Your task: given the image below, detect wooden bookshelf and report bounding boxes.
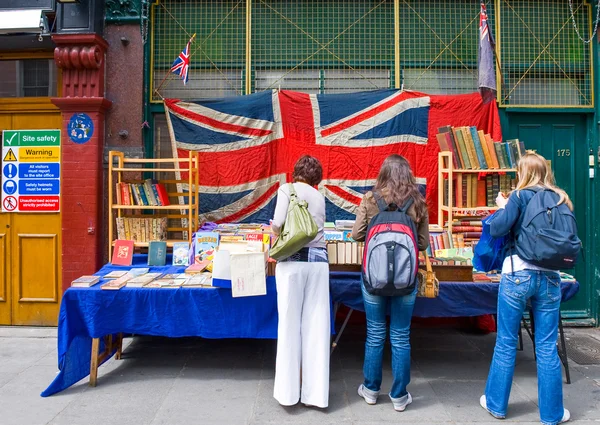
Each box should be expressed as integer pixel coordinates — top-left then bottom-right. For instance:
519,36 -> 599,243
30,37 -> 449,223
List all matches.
107,150 -> 200,257
438,151 -> 516,232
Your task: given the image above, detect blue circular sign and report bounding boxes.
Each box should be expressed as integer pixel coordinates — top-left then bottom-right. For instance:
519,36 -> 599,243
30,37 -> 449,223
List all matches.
3,180 -> 16,195
68,113 -> 94,144
3,163 -> 17,179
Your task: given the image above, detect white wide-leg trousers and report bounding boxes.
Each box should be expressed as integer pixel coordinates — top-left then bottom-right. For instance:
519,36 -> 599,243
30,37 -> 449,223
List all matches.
273,261 -> 330,408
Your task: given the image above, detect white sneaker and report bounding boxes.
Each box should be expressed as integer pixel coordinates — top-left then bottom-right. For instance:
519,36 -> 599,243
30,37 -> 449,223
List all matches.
390,392 -> 412,412
479,395 -> 505,419
559,408 -> 571,424
357,384 -> 378,405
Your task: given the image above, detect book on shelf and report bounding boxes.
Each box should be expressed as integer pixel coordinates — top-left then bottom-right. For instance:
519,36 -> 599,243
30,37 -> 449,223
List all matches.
469,126 -> 488,169
115,217 -> 168,242
461,127 -> 480,169
452,127 -> 472,169
71,275 -> 101,288
148,241 -> 167,266
438,125 -> 462,168
111,240 -> 134,266
437,126 -> 519,170
115,181 -> 171,207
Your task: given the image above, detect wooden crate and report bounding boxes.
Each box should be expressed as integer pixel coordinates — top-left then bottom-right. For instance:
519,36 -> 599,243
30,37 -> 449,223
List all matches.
431,264 -> 473,282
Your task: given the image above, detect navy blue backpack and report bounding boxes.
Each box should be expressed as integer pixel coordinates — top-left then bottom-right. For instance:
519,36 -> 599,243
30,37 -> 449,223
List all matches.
515,188 -> 581,270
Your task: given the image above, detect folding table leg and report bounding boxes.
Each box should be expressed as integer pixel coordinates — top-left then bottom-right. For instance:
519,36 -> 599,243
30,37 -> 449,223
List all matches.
331,308 -> 353,355
557,314 -> 571,384
90,338 -> 100,387
116,333 -> 124,360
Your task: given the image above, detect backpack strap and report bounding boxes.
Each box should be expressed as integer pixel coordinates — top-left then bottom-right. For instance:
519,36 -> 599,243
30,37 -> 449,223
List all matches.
374,192 -> 389,212
399,197 -> 414,213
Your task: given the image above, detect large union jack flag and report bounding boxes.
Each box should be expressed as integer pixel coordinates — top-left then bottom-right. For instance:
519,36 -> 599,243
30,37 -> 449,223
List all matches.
164,89 -> 501,224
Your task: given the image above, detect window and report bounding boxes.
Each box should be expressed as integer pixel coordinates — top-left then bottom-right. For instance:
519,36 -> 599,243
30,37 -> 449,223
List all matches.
0,59 -> 57,98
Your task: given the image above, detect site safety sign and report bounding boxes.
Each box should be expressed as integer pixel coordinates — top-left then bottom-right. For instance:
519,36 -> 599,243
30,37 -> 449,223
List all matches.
1,130 -> 61,212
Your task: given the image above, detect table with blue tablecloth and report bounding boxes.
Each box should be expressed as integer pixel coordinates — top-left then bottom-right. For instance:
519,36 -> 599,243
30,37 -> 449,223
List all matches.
41,256 -> 579,397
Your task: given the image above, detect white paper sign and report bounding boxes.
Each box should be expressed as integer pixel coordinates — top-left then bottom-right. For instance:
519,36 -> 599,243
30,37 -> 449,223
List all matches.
230,252 -> 267,298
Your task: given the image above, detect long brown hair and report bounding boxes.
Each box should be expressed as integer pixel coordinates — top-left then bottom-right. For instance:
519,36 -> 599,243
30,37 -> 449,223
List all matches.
515,151 -> 573,210
373,154 -> 428,222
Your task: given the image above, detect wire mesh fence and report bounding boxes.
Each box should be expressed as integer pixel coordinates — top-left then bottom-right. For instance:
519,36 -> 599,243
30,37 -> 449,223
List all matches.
498,0 -> 593,107
150,0 -> 594,105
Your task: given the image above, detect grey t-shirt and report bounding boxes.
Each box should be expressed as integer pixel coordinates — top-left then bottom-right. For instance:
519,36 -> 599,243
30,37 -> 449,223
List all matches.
271,182 -> 325,249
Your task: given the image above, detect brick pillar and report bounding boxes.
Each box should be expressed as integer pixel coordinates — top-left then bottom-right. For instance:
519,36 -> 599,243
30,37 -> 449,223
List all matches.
51,34 -> 112,292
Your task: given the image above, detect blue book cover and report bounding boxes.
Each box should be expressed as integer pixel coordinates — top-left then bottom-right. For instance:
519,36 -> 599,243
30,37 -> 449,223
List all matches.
469,127 -> 488,169
503,142 -> 515,168
194,232 -> 219,264
137,184 -> 149,206
148,241 -> 167,266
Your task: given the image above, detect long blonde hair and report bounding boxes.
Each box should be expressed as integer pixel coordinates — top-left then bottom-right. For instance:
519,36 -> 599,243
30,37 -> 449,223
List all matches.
514,151 -> 573,210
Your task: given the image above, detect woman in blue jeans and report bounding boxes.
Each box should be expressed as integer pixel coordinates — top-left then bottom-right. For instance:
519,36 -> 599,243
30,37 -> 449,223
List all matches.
351,155 -> 429,412
482,152 -> 571,425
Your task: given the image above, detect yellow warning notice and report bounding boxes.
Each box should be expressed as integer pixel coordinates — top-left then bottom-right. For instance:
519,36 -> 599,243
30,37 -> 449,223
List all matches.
19,147 -> 60,162
3,148 -> 17,162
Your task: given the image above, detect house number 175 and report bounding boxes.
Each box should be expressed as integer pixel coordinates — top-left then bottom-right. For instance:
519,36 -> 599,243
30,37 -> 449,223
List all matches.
557,149 -> 571,157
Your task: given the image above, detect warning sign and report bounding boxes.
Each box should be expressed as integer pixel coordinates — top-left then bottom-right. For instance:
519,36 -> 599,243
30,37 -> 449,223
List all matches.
3,148 -> 17,162
2,129 -> 61,212
19,147 -> 60,162
3,196 -> 17,211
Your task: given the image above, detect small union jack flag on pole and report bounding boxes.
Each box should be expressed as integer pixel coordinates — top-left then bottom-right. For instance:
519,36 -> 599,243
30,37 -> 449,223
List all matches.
170,34 -> 195,85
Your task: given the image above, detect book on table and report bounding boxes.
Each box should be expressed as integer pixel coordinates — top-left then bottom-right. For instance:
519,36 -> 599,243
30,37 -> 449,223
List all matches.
172,242 -> 190,266
148,241 -> 167,266
71,276 -> 101,287
111,240 -> 135,266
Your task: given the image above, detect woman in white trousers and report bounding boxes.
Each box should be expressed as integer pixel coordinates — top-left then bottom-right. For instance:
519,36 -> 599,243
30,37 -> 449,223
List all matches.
271,155 -> 330,408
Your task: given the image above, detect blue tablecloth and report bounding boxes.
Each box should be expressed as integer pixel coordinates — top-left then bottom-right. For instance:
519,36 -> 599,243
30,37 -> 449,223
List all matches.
330,272 -> 580,316
42,257 -> 579,397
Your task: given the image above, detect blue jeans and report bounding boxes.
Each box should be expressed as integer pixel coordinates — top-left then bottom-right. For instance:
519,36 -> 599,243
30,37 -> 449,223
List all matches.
485,270 -> 564,425
361,283 -> 416,399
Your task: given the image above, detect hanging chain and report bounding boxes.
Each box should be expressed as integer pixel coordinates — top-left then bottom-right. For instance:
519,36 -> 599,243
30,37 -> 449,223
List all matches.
141,0 -> 150,44
568,0 -> 600,44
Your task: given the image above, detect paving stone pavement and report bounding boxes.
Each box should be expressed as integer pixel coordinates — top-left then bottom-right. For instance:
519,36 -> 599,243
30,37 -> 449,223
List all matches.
0,324 -> 599,425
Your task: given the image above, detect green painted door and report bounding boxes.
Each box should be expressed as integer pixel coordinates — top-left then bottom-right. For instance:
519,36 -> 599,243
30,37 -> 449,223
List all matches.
506,112 -> 591,321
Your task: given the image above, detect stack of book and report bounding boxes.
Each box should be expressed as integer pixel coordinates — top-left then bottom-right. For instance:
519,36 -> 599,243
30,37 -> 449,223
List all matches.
115,217 -> 168,242
115,179 -> 171,206
442,174 -> 517,208
327,241 -> 364,265
437,125 -> 526,170
423,247 -> 473,266
449,219 -> 483,245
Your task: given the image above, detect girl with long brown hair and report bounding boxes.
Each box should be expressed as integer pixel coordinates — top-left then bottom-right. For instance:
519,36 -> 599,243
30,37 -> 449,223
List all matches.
352,154 -> 429,412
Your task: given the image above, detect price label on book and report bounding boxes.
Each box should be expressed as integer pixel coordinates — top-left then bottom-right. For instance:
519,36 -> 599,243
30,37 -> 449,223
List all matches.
1,130 -> 61,213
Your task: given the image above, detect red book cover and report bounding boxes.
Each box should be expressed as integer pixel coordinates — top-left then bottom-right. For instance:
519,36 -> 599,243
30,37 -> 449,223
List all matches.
476,178 -> 487,207
155,183 -> 171,206
120,183 -> 131,205
111,240 -> 135,266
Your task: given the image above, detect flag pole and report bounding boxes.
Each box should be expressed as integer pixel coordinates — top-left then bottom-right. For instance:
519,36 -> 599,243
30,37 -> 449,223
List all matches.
155,33 -> 196,97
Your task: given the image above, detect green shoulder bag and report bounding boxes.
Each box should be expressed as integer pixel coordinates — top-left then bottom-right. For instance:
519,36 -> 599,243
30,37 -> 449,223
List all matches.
269,183 -> 318,261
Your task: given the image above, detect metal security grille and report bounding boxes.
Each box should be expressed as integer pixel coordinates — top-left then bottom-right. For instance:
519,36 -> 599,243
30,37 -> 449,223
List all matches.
151,0 -> 246,101
252,0 -> 394,94
498,0 -> 593,107
400,0 -> 483,95
150,0 -> 594,106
